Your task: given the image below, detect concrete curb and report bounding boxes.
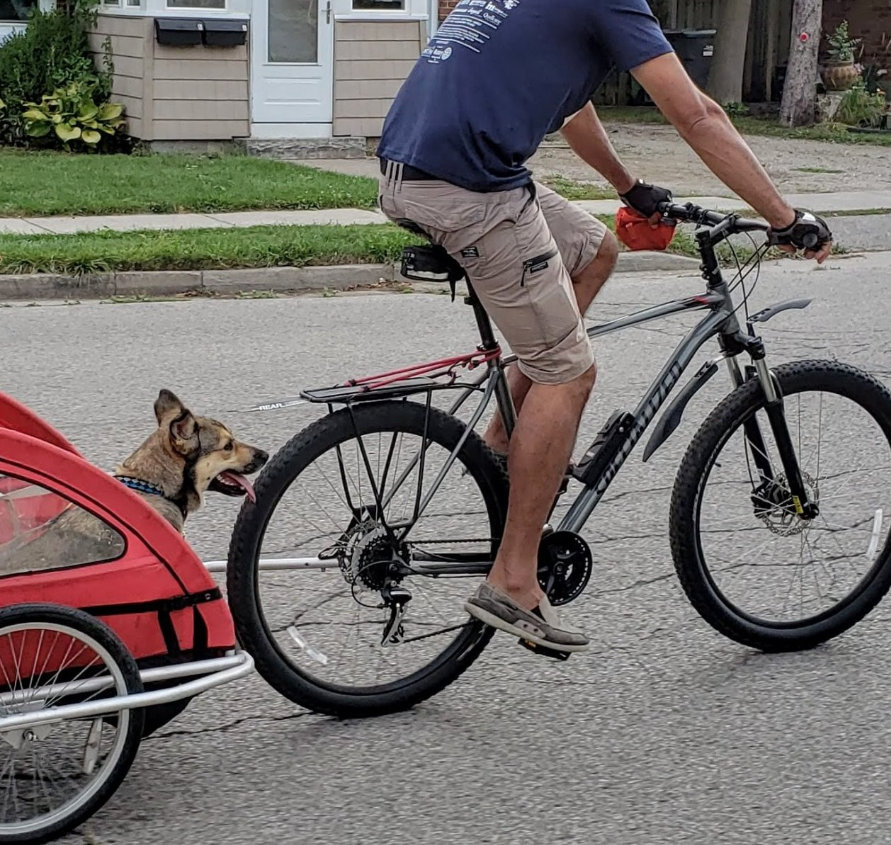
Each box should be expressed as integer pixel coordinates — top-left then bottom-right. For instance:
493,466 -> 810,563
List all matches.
0,252 -> 701,302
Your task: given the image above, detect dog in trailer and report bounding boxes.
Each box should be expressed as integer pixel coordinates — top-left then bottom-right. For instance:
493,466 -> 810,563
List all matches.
0,389 -> 268,574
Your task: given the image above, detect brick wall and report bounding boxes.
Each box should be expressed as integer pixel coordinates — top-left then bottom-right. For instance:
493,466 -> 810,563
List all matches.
438,0 -> 459,22
823,0 -> 890,63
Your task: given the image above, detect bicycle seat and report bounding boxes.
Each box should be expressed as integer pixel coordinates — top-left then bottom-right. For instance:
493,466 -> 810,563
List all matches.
400,243 -> 466,285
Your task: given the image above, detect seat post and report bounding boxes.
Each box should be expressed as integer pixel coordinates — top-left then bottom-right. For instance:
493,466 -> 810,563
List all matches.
465,280 -> 499,351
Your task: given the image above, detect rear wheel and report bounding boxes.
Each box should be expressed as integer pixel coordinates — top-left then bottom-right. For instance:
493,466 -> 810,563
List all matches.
227,400 -> 509,718
671,360 -> 891,651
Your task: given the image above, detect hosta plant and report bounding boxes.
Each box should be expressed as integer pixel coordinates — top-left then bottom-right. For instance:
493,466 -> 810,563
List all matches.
22,82 -> 124,151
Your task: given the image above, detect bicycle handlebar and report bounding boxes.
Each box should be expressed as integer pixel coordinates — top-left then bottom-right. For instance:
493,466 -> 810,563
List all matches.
657,202 -> 770,236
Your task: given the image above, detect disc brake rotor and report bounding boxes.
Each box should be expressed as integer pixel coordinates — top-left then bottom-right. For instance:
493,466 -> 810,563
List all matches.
755,470 -> 819,536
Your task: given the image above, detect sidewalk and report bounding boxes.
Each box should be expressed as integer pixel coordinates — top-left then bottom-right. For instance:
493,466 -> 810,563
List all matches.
1,190 -> 889,237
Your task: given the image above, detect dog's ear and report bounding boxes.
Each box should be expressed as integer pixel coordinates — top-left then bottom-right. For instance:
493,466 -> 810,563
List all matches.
169,411 -> 199,456
154,389 -> 186,425
155,389 -> 199,456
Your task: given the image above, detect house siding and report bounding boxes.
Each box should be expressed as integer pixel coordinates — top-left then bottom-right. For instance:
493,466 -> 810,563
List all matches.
332,20 -> 424,137
88,13 -> 249,142
88,15 -> 149,140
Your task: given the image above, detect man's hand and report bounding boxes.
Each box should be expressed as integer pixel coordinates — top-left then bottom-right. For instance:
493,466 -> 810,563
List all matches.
629,53 -> 830,264
619,179 -> 674,225
768,210 -> 834,264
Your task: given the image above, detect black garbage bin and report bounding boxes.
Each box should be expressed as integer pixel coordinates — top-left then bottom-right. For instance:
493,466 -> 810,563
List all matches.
664,28 -> 716,90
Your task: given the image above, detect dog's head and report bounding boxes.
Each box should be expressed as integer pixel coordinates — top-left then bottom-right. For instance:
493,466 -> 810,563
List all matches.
153,389 -> 269,506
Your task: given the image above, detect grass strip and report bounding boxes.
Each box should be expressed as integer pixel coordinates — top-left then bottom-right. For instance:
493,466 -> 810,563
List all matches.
0,224 -> 420,274
0,150 -> 380,217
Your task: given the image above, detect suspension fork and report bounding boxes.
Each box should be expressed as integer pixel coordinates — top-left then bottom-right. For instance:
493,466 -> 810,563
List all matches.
751,341 -> 818,518
725,353 -> 778,492
728,339 -> 817,519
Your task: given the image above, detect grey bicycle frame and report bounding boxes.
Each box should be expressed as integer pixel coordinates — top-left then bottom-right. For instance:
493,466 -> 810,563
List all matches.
400,280 -> 811,576
454,288 -> 736,531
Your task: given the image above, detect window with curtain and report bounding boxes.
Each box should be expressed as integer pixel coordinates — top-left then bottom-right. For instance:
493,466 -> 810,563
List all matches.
0,0 -> 37,21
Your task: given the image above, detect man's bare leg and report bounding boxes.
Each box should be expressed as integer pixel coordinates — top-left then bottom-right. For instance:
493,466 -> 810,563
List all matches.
482,233 -> 618,454
484,363 -> 597,609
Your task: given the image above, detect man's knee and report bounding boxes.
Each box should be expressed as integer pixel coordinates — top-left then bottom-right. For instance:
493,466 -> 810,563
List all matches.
575,360 -> 598,396
573,229 -> 618,288
598,229 -> 619,270
591,229 -> 619,277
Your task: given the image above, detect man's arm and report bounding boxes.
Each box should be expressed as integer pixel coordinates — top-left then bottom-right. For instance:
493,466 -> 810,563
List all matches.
560,103 -> 637,195
630,52 -> 796,230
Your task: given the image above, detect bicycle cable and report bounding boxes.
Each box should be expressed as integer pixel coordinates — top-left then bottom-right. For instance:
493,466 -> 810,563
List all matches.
724,230 -> 769,322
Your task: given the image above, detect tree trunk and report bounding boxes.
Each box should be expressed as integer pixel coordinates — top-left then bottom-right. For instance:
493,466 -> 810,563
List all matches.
779,0 -> 823,127
706,0 -> 754,104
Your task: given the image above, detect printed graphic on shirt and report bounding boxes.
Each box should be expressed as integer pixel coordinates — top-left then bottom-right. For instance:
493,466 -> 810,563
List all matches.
422,0 -> 519,61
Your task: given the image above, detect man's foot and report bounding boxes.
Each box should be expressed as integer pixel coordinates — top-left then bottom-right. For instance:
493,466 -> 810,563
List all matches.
464,582 -> 590,652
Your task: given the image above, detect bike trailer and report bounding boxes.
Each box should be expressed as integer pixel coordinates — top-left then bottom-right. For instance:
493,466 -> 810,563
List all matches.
0,390 -> 237,668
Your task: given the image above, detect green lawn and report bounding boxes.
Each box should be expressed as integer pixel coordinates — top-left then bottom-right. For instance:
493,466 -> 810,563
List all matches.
598,106 -> 891,146
0,149 -> 620,218
0,150 -> 380,217
0,224 -> 419,275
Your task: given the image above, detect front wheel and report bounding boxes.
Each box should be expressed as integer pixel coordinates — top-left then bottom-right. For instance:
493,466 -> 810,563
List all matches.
671,360 -> 891,652
227,400 -> 509,718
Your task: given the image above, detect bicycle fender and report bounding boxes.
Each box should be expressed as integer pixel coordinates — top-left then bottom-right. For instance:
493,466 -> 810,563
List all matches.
748,298 -> 812,324
642,360 -> 718,462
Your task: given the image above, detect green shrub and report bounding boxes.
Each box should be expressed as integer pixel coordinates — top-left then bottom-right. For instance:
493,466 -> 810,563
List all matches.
0,0 -> 113,146
722,101 -> 750,118
836,80 -> 888,127
23,81 -> 123,151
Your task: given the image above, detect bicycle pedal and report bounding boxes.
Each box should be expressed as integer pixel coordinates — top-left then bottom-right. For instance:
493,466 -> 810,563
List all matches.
517,638 -> 571,661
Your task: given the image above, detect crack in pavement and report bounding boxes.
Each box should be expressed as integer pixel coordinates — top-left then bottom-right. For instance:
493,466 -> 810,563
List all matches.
147,708 -> 313,741
593,570 -> 677,595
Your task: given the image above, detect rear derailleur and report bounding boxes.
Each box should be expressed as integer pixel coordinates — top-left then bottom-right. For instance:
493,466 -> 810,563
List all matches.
380,581 -> 412,647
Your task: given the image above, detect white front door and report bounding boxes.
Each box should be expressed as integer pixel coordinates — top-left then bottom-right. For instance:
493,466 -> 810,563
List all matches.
251,0 -> 334,125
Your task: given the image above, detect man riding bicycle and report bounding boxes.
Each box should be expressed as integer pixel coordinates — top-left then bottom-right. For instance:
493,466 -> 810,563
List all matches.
376,0 -> 833,655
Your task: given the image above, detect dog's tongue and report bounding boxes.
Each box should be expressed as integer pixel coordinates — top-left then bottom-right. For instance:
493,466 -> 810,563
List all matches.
218,471 -> 256,502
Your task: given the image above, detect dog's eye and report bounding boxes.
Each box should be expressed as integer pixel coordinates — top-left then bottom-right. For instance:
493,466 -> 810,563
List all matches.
224,442 -> 233,452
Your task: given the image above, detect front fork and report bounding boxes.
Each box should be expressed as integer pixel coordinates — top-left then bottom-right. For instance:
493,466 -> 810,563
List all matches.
726,338 -> 818,520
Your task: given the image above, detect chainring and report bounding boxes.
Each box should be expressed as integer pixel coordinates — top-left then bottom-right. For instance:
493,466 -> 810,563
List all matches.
536,530 -> 593,606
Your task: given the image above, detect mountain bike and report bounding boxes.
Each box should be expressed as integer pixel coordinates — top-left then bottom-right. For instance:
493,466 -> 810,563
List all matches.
226,202 -> 891,718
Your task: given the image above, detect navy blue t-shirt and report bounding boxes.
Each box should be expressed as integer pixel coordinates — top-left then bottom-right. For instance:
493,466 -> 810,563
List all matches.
377,0 -> 673,192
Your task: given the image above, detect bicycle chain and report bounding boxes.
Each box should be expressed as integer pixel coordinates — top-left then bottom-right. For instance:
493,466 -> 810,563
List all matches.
321,536 -> 494,559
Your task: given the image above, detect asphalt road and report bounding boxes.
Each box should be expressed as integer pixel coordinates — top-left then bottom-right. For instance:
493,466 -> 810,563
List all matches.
4,248 -> 891,845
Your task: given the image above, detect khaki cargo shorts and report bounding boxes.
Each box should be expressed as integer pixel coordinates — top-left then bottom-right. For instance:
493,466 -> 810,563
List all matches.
378,170 -> 606,385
